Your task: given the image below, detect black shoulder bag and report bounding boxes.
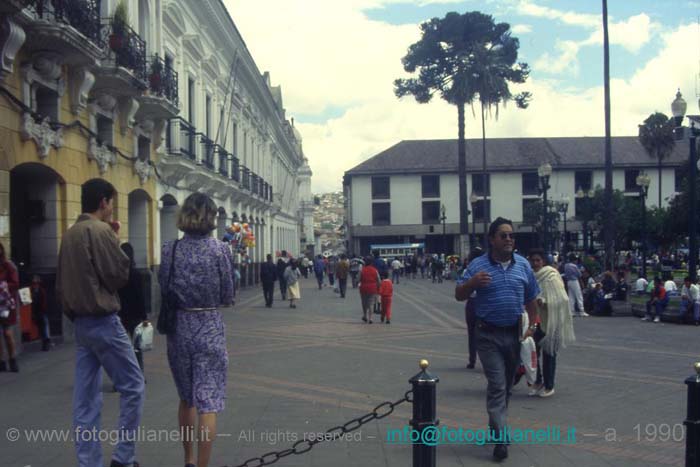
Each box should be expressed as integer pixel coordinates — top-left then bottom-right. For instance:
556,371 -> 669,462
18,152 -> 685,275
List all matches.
157,239 -> 179,335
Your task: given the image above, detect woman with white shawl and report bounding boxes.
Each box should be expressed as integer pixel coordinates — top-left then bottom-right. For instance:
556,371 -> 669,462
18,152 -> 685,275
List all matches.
527,249 -> 575,398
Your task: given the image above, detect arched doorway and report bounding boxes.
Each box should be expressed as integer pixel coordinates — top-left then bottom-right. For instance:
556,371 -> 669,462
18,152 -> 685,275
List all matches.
128,189 -> 151,268
10,163 -> 65,340
160,194 -> 178,245
10,163 -> 64,273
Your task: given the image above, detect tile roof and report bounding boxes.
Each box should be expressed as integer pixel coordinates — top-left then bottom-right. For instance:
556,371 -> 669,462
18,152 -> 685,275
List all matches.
345,137 -> 688,176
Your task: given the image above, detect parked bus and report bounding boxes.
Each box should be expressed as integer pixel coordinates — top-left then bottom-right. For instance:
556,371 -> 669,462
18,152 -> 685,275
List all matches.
369,243 -> 425,259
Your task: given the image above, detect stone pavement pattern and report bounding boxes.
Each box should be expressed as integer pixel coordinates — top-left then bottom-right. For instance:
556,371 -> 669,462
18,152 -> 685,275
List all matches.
0,275 -> 695,467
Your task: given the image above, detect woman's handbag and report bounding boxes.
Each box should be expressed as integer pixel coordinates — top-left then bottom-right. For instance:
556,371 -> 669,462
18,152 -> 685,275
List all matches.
157,240 -> 179,335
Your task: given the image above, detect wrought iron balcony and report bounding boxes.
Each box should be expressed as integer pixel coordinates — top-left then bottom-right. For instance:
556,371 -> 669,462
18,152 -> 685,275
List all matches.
200,135 -> 215,171
147,54 -> 178,106
104,18 -> 147,82
231,157 -> 240,182
242,167 -> 251,190
217,146 -> 229,177
175,118 -> 196,161
251,174 -> 258,195
26,0 -> 102,45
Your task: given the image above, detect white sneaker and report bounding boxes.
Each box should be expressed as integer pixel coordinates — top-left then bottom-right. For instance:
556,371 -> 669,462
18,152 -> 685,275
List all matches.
528,385 -> 544,396
580,312 -> 590,317
641,317 -> 649,321
653,317 -> 660,323
539,388 -> 555,398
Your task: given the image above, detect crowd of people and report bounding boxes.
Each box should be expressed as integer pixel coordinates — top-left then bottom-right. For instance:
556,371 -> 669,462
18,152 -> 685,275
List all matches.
3,178 -> 700,466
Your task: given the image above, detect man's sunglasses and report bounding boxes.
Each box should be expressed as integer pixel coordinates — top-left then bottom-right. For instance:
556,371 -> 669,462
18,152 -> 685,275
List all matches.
499,233 -> 515,240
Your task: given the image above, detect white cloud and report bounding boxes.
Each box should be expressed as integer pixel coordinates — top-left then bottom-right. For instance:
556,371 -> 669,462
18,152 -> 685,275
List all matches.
515,1 -> 599,28
534,40 -> 581,76
224,1 -> 698,193
512,24 -> 532,34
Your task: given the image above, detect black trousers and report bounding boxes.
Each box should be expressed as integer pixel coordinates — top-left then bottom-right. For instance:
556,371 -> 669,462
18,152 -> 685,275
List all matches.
263,282 -> 275,306
338,278 -> 347,298
279,278 -> 287,300
465,302 -> 477,366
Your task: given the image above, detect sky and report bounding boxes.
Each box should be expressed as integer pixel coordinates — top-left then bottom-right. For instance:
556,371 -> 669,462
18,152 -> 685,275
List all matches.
223,0 -> 700,193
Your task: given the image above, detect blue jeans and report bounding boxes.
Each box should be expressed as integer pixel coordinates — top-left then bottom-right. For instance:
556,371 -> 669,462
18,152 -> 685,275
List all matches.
73,314 -> 145,467
392,270 -> 400,284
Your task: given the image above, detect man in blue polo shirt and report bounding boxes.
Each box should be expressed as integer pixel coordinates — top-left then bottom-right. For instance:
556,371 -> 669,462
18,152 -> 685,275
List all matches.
455,217 -> 540,462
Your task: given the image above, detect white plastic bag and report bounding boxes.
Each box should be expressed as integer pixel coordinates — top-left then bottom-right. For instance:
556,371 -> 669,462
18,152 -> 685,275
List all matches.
519,312 -> 538,385
133,322 -> 154,352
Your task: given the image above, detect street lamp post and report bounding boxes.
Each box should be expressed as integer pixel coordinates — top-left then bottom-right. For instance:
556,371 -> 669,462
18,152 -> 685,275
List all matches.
558,196 -> 570,259
538,162 -> 553,253
575,188 -> 594,254
469,191 -> 478,248
672,90 -> 699,281
636,173 -> 651,280
440,204 -> 447,255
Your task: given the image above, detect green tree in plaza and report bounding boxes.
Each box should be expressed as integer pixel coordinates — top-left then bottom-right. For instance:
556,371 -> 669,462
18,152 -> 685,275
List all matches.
394,11 -> 530,246
667,159 -> 700,246
638,112 -> 676,208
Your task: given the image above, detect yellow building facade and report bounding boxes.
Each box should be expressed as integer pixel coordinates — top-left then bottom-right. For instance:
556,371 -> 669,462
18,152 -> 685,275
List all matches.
0,2 -> 172,341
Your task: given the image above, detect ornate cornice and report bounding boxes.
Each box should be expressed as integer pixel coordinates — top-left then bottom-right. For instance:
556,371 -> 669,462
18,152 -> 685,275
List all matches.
20,112 -> 63,158
87,137 -> 116,174
0,16 -> 25,80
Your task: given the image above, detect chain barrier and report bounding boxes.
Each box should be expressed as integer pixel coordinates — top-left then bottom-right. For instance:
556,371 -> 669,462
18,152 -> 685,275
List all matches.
223,389 -> 413,467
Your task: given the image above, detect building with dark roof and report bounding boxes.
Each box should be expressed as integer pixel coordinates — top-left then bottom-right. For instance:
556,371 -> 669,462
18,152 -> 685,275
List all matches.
343,137 -> 688,256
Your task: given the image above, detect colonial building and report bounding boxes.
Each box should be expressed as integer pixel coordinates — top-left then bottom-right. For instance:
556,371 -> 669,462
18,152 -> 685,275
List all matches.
0,0 -> 310,345
344,137 -> 687,256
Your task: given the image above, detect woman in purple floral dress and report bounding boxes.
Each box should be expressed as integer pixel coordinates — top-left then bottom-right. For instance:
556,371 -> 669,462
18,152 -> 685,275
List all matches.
159,193 -> 234,467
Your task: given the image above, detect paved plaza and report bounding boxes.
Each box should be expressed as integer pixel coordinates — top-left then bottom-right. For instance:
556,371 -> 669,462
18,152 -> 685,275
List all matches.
1,275 -> 697,467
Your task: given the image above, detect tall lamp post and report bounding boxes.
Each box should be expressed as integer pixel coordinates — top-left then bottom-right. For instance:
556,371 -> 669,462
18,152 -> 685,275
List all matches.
469,191 -> 478,248
671,90 -> 699,281
538,162 -> 553,253
575,188 -> 594,254
440,204 -> 447,255
558,195 -> 570,259
636,172 -> 651,280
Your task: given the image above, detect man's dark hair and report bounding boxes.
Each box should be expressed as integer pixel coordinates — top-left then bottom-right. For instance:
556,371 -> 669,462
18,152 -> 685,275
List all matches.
341,254 -> 347,260
373,250 -> 380,258
654,276 -> 662,284
568,253 -> 577,262
266,254 -> 273,261
82,178 -> 116,213
528,248 -> 547,261
685,276 -> 691,283
487,217 -> 513,238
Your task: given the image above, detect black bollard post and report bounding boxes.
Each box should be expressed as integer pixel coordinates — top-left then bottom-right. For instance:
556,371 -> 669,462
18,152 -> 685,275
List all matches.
409,359 -> 439,467
685,362 -> 700,467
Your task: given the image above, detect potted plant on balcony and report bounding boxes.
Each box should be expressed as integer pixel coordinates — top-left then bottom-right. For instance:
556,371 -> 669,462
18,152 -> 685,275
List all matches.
149,55 -> 163,93
109,0 -> 129,51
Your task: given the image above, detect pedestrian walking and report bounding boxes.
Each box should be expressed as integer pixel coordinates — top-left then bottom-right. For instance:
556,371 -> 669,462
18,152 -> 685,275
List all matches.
260,254 -> 277,307
159,192 -> 234,467
527,248 -> 575,398
30,275 -> 51,351
391,257 -> 401,284
313,255 -> 325,289
455,217 -> 540,461
284,259 -> 302,308
335,254 -> 350,298
327,256 -> 336,287
300,256 -> 310,278
0,242 -> 19,371
350,256 -> 362,288
681,276 -> 700,324
56,178 -> 142,467
117,243 -> 149,375
379,272 -> 393,324
359,256 -> 380,324
564,254 -> 588,317
277,254 -> 289,300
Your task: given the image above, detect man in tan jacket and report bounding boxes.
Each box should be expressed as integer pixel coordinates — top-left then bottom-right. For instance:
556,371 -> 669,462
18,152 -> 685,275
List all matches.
57,178 -> 144,467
